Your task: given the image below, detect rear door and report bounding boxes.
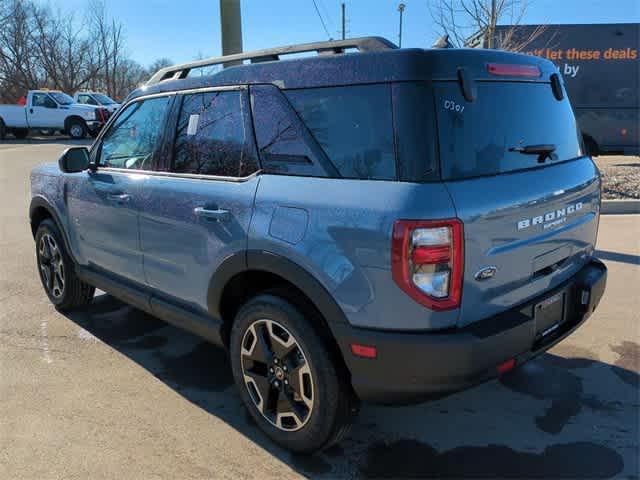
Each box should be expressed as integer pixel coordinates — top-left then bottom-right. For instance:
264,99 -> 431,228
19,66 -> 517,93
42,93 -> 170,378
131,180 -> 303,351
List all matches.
139,87 -> 260,313
434,79 -> 600,327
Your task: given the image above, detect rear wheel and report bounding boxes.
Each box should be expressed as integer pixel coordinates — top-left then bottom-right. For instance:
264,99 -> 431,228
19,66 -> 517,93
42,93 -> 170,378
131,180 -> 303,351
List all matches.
0,119 -> 5,140
35,219 -> 94,310
13,128 -> 28,139
67,120 -> 86,139
583,134 -> 599,157
230,294 -> 353,453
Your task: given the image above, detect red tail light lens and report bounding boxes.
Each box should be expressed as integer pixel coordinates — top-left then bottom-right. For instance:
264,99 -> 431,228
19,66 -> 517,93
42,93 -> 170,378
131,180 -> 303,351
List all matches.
392,219 -> 464,311
487,63 -> 541,78
351,343 -> 377,359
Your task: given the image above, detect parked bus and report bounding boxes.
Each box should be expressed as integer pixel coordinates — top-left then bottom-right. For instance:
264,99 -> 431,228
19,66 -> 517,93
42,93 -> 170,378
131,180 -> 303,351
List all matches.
495,23 -> 639,156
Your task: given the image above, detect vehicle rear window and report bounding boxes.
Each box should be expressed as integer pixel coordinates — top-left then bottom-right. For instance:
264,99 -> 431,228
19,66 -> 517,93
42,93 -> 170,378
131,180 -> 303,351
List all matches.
285,84 -> 396,180
435,81 -> 583,180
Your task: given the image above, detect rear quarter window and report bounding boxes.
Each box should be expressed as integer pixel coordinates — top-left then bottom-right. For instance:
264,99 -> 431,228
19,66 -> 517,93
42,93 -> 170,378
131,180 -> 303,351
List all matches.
435,81 -> 583,180
285,84 -> 396,180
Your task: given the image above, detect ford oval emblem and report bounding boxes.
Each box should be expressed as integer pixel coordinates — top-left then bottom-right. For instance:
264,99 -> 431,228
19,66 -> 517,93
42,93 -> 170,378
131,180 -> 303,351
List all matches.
475,266 -> 497,281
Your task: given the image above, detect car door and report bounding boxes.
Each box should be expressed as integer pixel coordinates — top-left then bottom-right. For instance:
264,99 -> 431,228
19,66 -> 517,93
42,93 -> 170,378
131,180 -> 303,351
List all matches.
139,87 -> 260,313
29,93 -> 59,128
65,95 -> 172,286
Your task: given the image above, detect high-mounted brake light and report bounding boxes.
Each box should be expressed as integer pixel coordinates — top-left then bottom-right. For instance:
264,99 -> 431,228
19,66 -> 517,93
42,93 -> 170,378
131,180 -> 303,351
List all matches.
392,219 -> 463,311
487,63 -> 541,78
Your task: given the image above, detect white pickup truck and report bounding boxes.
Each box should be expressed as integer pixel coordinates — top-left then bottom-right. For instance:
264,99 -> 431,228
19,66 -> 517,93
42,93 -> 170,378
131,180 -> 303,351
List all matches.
0,90 -> 109,140
73,91 -> 121,114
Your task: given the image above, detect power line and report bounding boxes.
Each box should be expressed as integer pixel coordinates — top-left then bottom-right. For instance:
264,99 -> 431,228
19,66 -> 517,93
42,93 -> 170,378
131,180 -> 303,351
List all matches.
318,0 -> 334,30
311,0 -> 332,39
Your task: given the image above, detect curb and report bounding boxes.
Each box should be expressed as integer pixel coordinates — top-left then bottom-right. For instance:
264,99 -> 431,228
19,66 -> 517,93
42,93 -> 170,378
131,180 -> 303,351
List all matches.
601,199 -> 640,215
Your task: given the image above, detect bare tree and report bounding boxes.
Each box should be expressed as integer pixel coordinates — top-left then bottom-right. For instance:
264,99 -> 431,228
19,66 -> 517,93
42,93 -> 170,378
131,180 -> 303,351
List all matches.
0,0 -> 44,101
428,0 -> 545,51
88,0 -> 125,98
0,0 -> 178,103
30,3 -> 108,93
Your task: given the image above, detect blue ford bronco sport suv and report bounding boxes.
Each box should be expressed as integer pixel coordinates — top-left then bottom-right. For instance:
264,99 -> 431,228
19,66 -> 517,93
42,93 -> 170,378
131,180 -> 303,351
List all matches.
30,37 -> 607,453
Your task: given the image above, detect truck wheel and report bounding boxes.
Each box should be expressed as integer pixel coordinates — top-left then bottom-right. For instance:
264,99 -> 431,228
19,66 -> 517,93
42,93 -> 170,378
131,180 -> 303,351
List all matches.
68,120 -> 87,139
0,119 -> 5,140
35,219 -> 94,310
230,294 -> 353,453
13,128 -> 28,139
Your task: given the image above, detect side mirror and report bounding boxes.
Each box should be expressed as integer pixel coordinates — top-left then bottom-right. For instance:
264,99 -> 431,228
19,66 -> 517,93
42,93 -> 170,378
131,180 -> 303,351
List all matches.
58,147 -> 90,173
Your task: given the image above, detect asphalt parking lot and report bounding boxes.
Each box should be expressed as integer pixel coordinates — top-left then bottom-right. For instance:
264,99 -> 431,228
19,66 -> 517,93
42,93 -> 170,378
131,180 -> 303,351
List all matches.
1,140 -> 638,479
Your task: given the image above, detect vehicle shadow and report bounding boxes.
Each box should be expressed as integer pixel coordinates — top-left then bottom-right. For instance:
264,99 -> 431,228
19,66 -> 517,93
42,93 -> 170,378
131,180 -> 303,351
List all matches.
0,136 -> 93,145
63,293 -> 638,479
596,249 -> 640,266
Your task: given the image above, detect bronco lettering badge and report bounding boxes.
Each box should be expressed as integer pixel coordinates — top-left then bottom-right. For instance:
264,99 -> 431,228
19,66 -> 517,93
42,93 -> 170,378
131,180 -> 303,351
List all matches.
517,202 -> 583,231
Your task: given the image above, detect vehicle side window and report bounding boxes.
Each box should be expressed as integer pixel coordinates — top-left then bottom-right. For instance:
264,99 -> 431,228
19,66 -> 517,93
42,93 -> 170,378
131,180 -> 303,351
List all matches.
251,84 -> 334,177
286,84 -> 396,180
32,94 -> 56,108
98,96 -> 170,171
78,95 -> 97,105
172,90 -> 258,177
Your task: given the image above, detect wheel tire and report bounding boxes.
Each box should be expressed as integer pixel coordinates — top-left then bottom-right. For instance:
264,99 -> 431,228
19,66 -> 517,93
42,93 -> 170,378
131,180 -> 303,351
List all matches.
230,294 -> 353,453
583,134 -> 599,157
35,219 -> 94,311
13,128 -> 28,139
67,120 -> 87,139
0,119 -> 5,140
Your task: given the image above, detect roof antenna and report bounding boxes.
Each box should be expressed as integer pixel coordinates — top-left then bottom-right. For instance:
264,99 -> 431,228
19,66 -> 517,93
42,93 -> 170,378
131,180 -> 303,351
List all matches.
432,34 -> 453,49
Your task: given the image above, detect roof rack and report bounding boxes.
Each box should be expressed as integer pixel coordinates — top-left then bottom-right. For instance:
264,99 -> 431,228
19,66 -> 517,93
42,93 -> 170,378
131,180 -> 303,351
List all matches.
146,36 -> 397,85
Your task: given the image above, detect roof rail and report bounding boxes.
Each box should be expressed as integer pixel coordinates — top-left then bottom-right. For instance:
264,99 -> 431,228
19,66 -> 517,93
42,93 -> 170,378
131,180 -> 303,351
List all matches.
146,36 -> 397,85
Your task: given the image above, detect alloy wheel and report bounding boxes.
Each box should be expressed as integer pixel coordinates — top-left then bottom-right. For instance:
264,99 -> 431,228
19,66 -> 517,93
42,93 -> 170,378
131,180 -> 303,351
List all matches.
70,125 -> 83,138
241,319 -> 314,431
38,233 -> 65,298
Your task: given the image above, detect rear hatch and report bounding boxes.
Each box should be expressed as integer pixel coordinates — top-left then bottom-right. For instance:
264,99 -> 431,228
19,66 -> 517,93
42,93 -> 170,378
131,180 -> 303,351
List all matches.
434,57 -> 601,327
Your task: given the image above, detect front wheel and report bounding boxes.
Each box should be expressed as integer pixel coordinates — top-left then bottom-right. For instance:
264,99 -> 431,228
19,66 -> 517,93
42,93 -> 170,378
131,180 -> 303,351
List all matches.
0,119 -> 5,140
230,294 -> 353,453
35,219 -> 94,310
67,120 -> 87,139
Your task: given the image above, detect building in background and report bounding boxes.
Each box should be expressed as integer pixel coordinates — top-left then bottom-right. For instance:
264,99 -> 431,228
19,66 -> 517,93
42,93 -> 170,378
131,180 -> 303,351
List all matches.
494,23 -> 639,156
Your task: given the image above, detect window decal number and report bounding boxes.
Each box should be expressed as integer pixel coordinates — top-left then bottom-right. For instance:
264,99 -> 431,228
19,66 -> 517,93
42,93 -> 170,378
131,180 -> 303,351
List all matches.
444,100 -> 465,113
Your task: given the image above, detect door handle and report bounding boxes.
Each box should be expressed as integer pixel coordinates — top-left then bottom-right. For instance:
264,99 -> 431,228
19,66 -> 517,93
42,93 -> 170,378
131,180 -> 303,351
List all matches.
194,207 -> 230,222
29,108 -> 33,114
107,193 -> 132,204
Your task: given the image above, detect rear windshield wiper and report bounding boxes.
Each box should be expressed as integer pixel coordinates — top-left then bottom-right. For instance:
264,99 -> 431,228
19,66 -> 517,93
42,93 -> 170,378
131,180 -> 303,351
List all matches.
508,144 -> 556,163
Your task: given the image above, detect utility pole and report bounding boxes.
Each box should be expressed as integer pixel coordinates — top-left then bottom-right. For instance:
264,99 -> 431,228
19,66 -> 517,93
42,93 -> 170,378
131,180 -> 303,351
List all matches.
486,0 -> 497,49
341,2 -> 346,40
397,3 -> 405,48
220,0 -> 243,67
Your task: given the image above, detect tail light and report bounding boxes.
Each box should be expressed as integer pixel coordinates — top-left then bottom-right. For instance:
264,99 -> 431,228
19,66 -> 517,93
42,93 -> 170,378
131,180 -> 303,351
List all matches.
392,219 -> 463,311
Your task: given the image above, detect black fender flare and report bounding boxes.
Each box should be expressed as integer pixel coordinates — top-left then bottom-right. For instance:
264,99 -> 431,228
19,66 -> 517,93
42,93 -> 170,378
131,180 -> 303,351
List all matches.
207,249 -> 349,327
29,196 -> 76,263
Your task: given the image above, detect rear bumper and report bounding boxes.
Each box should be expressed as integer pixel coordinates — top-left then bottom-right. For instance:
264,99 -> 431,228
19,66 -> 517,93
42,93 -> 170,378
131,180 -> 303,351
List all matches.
335,258 -> 607,404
